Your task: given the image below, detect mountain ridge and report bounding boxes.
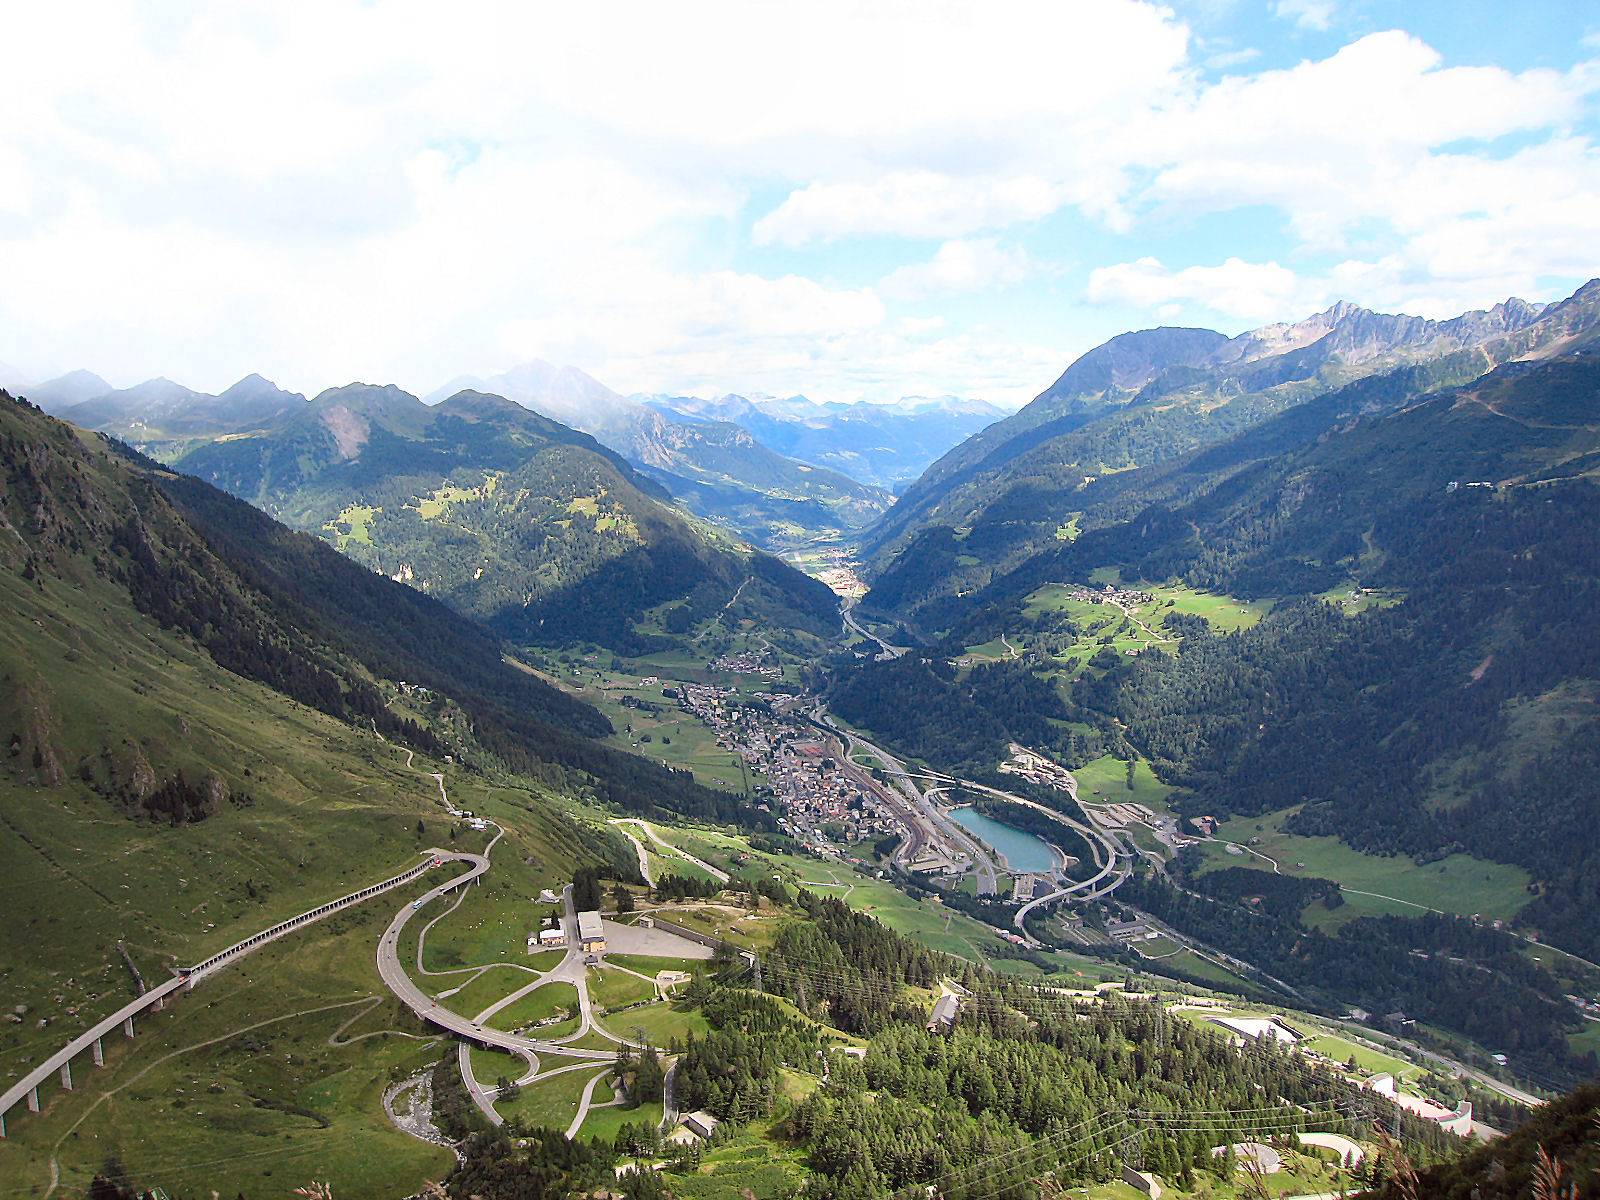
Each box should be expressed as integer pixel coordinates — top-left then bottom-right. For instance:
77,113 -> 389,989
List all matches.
860,283 -> 1577,592
160,382 -> 838,654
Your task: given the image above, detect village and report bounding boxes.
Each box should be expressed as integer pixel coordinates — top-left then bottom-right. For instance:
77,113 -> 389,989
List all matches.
667,681 -> 907,858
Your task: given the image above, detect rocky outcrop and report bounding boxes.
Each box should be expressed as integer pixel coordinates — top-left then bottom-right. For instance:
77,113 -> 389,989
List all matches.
6,676 -> 64,787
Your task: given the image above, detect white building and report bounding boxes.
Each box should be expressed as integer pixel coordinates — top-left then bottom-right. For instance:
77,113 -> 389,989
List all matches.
577,909 -> 607,952
683,1110 -> 720,1139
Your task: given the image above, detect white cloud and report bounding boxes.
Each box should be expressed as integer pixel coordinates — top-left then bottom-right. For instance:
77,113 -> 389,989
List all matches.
1205,46 -> 1262,70
1088,257 -> 1312,323
1139,33 -> 1596,238
1272,0 -> 1335,32
755,175 -> 1067,247
880,239 -> 1035,299
0,2 -> 1595,403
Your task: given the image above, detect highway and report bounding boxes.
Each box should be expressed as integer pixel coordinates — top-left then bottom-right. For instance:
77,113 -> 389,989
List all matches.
840,599 -> 906,661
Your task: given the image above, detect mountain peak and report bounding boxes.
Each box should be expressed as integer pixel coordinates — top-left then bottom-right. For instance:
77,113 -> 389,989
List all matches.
1037,326 -> 1229,411
220,372 -> 279,394
28,369 -> 114,413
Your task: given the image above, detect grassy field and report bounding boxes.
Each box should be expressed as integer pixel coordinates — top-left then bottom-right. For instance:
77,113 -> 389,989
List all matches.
604,952 -> 707,977
437,967 -> 536,1019
1304,1033 -> 1425,1084
659,822 -> 1022,963
0,567 -> 543,1073
579,1098 -> 662,1143
498,1064 -> 608,1130
1005,579 -> 1273,671
486,981 -> 580,1033
1193,807 -> 1533,924
541,662 -> 756,793
414,827 -> 572,971
1072,753 -> 1174,810
1568,1021 -> 1600,1060
632,821 -> 724,885
1161,949 -> 1259,991
664,1117 -> 813,1200
590,966 -> 660,1011
468,1044 -> 525,1085
0,876 -> 459,1198
598,999 -> 711,1046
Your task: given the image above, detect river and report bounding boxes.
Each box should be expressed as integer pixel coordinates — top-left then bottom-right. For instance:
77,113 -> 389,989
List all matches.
947,806 -> 1056,873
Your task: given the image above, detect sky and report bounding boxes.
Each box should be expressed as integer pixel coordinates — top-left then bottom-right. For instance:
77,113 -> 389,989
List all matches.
1,1 -> 1598,408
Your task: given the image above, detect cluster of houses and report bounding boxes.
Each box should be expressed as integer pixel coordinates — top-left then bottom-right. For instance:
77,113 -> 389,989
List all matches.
526,909 -> 609,957
708,651 -> 782,679
672,683 -> 904,854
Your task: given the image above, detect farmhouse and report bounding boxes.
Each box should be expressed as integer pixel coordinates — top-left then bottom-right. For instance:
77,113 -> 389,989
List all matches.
529,926 -> 566,951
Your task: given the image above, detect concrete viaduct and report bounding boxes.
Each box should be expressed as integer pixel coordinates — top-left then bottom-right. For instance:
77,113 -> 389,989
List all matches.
0,850 -> 446,1138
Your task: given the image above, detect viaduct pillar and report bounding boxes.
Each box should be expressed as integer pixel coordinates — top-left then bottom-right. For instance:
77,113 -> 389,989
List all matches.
27,1087 -> 40,1112
123,1016 -> 135,1038
59,1061 -> 72,1090
92,1038 -> 104,1067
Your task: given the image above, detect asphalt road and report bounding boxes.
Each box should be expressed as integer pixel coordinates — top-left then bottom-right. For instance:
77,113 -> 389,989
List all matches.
373,846 -> 616,1066
840,599 -> 906,660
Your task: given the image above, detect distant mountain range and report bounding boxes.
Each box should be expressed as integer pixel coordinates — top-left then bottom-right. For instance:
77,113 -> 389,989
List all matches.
861,289 -> 1567,600
644,391 -> 1006,491
17,361 -> 1002,557
428,363 -> 895,550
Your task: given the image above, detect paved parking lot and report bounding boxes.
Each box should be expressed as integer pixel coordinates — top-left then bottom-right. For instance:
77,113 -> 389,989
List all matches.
600,918 -> 715,959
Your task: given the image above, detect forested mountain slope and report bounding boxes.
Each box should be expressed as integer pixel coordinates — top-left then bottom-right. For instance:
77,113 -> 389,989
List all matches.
862,290 -> 1561,599
0,390 -> 761,823
152,385 -> 837,654
842,343 -> 1600,965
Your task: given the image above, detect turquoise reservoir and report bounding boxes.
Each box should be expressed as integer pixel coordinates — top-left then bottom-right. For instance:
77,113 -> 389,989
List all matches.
948,806 -> 1056,873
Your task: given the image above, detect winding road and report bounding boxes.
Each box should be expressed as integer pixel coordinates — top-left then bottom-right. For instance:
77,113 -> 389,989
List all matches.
613,817 -> 729,883
373,848 -> 618,1069
841,599 -> 906,661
